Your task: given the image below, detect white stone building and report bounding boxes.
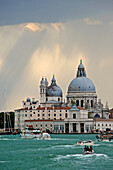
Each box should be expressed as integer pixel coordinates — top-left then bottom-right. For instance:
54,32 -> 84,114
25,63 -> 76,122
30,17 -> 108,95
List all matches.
15,60 -> 113,133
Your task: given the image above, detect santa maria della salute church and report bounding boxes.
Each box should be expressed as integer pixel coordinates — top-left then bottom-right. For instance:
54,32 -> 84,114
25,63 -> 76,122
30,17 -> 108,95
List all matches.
15,60 -> 113,133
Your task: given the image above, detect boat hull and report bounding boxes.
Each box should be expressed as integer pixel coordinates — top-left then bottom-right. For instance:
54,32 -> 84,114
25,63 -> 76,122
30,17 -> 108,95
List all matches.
82,150 -> 94,155
20,132 -> 51,139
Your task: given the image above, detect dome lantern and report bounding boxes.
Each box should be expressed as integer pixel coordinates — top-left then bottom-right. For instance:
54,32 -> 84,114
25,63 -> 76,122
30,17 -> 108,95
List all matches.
77,60 -> 86,77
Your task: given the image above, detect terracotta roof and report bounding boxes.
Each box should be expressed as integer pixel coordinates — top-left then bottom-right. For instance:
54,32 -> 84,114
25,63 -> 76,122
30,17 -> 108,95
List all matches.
15,106 -> 85,111
77,107 -> 86,110
15,107 -> 28,111
25,119 -> 53,122
109,109 -> 113,113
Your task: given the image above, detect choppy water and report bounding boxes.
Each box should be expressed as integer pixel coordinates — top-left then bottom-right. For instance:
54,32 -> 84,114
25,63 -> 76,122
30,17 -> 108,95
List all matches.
0,134 -> 113,170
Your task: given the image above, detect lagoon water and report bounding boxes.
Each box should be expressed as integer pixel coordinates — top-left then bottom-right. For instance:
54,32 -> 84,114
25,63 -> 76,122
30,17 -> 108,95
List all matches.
0,134 -> 113,170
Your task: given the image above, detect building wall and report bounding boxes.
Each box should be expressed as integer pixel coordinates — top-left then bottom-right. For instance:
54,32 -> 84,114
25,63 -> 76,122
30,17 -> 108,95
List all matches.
94,119 -> 113,131
67,92 -> 97,108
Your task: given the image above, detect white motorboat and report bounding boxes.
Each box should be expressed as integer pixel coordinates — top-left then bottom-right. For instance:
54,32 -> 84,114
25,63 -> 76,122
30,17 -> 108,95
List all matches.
20,126 -> 51,139
82,149 -> 94,155
98,138 -> 110,142
76,140 -> 94,146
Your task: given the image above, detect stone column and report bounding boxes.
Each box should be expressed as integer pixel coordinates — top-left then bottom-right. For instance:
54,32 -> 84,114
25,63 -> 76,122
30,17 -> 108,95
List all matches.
77,123 -> 81,133
69,123 -> 73,133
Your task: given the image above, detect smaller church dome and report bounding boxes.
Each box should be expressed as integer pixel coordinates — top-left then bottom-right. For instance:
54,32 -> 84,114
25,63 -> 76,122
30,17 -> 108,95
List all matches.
46,75 -> 62,97
27,97 -> 31,102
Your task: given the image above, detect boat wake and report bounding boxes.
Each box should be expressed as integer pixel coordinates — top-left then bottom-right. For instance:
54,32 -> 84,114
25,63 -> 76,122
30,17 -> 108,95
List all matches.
51,144 -> 75,149
0,161 -> 10,164
54,153 -> 109,161
0,138 -> 20,141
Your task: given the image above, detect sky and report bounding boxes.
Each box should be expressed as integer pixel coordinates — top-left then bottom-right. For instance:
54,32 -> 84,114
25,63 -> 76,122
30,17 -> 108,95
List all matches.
0,0 -> 113,111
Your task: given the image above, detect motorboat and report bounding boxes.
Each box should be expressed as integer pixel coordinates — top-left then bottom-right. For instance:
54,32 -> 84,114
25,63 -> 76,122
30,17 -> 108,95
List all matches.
82,145 -> 94,155
98,137 -> 111,142
20,126 -> 51,139
82,149 -> 94,155
96,131 -> 113,140
76,140 -> 94,146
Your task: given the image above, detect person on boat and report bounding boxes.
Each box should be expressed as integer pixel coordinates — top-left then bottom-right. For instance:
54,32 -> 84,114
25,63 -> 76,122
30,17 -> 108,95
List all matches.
84,146 -> 89,151
84,146 -> 87,151
86,146 -> 89,151
89,146 -> 92,152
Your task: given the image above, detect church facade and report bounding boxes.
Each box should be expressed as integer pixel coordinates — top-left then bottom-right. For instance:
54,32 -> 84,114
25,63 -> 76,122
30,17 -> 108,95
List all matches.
15,60 -> 112,133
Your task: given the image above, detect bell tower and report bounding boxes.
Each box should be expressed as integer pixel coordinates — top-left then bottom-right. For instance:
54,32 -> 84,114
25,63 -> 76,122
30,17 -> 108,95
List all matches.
40,77 -> 48,105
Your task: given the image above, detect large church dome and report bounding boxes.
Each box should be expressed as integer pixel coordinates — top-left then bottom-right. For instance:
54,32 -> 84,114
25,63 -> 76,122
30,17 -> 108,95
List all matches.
68,60 -> 96,93
46,75 -> 62,97
68,77 -> 95,92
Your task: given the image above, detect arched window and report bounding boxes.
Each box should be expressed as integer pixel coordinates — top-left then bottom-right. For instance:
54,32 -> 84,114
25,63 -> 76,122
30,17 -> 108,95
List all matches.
91,100 -> 93,107
65,113 -> 68,118
81,100 -> 84,107
76,100 -> 79,106
94,114 -> 100,118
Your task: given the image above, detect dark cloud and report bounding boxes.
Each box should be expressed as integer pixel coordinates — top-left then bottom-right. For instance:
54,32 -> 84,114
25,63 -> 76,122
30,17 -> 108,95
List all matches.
0,0 -> 113,26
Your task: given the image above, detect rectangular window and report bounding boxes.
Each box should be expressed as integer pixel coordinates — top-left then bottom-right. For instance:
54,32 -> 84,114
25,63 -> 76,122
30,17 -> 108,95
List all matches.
85,126 -> 89,132
38,114 -> 40,117
48,110 -> 50,112
60,110 -> 61,112
48,114 -> 50,116
30,110 -> 32,112
54,110 -> 56,112
30,114 -> 32,117
33,112 -> 35,114
73,114 -> 76,119
25,111 -> 27,112
60,125 -> 64,131
60,114 -> 62,116
43,114 -> 45,116
25,114 -> 27,117
54,125 -> 59,131
54,114 -> 56,116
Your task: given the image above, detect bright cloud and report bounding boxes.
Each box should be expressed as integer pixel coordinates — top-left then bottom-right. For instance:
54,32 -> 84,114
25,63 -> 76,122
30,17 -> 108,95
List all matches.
82,18 -> 102,25
25,23 -> 48,32
51,23 -> 64,32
